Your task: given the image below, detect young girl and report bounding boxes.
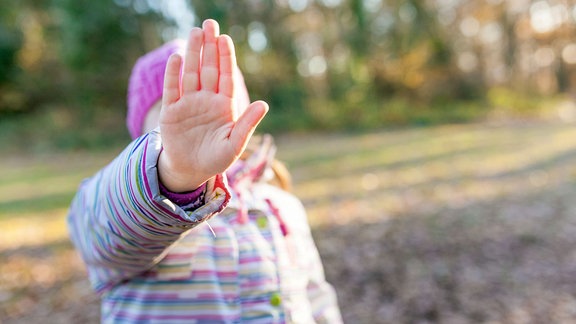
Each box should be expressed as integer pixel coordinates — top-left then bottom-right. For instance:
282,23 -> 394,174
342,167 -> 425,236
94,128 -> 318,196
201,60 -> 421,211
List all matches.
68,19 -> 342,323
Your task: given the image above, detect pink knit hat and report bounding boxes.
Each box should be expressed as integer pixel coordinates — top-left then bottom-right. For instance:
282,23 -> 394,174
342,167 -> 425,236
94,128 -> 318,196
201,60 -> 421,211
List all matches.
127,39 -> 186,139
126,39 -> 251,139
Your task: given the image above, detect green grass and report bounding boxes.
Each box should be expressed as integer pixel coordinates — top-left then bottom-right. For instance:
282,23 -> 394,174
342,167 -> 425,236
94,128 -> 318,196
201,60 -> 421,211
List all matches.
0,150 -> 122,219
3,120 -> 576,322
276,122 -> 576,225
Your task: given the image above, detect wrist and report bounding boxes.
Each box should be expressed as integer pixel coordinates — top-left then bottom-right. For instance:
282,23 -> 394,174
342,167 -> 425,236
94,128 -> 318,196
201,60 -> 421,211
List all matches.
159,180 -> 206,209
158,151 -> 211,193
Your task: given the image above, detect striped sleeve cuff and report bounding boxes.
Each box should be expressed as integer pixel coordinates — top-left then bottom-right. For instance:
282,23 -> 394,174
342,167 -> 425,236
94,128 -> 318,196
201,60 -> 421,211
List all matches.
159,181 -> 207,211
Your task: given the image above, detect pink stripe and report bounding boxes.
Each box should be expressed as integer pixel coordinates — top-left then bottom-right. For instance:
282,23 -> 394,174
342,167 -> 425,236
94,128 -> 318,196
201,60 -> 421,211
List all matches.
241,279 -> 276,288
239,256 -> 269,264
108,185 -> 151,242
139,139 -> 181,220
114,312 -> 238,321
118,292 -> 179,299
162,253 -> 194,260
191,270 -> 238,278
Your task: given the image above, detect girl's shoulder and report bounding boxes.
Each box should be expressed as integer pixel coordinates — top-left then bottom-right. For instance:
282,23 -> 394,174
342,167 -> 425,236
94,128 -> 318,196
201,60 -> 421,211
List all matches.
253,183 -> 301,206
252,183 -> 311,229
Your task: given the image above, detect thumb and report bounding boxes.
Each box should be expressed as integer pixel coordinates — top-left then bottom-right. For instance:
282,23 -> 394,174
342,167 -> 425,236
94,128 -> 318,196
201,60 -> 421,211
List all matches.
230,100 -> 269,155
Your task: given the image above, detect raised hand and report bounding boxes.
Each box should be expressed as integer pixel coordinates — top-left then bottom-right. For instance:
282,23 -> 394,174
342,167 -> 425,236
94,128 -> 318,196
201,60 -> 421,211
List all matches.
158,19 -> 268,192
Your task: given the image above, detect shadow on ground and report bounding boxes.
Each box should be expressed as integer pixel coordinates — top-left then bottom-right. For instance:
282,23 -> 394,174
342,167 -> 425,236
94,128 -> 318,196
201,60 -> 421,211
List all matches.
314,180 -> 576,323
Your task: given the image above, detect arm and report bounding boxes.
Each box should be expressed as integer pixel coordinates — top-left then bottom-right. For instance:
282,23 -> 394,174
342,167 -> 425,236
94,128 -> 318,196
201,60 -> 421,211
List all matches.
305,237 -> 344,323
281,192 -> 343,323
68,19 -> 267,294
265,187 -> 343,323
67,130 -> 229,294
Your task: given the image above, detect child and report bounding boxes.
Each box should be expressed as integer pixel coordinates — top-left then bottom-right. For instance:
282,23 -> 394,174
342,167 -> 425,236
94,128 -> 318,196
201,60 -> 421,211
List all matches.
68,19 -> 342,323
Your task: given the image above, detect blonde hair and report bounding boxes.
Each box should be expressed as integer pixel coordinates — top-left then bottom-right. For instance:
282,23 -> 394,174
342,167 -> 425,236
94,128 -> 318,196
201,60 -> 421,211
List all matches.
243,135 -> 292,192
270,159 -> 292,191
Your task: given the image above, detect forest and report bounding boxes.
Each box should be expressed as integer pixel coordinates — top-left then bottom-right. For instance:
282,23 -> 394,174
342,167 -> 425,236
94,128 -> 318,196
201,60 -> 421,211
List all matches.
2,0 -> 575,151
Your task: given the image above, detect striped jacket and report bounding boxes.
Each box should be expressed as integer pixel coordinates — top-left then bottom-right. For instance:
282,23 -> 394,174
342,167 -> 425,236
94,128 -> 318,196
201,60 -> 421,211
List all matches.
67,130 -> 342,323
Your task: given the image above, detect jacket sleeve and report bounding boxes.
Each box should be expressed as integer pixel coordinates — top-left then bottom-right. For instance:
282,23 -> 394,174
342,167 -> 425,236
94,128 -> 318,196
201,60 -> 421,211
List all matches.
286,196 -> 343,323
305,236 -> 344,324
269,186 -> 343,324
67,130 -> 230,294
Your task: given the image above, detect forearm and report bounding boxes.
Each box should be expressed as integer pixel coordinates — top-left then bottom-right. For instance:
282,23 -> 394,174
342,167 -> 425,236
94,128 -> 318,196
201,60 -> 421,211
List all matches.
67,130 -> 230,293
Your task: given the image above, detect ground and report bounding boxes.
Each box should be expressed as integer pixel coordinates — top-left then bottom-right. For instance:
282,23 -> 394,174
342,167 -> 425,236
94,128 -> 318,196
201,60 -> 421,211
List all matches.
2,121 -> 576,323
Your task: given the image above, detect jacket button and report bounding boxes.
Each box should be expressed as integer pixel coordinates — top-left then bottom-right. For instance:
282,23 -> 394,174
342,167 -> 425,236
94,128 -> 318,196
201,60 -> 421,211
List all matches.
269,292 -> 282,307
257,217 -> 268,228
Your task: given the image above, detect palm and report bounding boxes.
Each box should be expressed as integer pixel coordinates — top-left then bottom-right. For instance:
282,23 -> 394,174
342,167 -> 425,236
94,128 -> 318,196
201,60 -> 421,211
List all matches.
162,91 -> 235,174
158,20 -> 268,192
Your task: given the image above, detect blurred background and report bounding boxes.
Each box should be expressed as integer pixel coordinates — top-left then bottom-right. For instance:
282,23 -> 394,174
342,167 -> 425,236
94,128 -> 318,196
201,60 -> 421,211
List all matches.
3,0 -> 576,323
